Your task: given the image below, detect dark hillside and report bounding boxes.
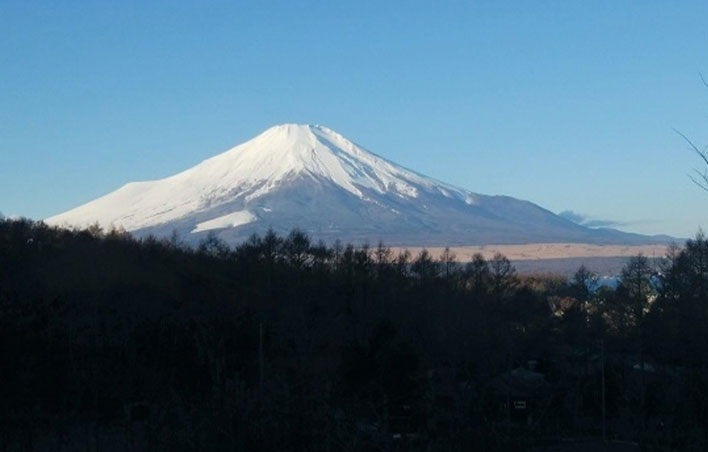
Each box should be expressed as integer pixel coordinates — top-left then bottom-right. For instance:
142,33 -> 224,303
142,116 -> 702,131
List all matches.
1,219 -> 706,450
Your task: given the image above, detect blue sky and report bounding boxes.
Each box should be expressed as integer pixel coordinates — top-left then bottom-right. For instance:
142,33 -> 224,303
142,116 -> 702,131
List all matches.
2,1 -> 708,238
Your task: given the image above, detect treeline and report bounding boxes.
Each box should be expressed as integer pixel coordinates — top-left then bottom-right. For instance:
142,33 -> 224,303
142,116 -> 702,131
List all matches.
1,219 -> 708,450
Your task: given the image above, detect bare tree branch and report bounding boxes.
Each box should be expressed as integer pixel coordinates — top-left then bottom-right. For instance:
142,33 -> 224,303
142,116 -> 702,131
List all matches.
689,169 -> 708,192
675,128 -> 708,191
700,72 -> 708,89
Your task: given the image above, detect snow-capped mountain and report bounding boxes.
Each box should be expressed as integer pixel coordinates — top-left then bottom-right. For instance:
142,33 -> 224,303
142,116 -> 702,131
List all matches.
46,124 -> 669,246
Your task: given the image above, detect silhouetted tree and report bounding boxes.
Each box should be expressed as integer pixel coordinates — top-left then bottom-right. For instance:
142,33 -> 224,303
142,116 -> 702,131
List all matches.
464,252 -> 490,295
411,248 -> 438,281
439,246 -> 458,281
489,252 -> 517,301
198,231 -> 230,257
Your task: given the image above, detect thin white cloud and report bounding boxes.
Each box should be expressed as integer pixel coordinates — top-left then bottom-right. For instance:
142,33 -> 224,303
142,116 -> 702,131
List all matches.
558,210 -> 628,229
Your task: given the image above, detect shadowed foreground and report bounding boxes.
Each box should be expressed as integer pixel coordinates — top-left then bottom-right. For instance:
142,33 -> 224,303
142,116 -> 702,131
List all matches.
1,219 -> 707,450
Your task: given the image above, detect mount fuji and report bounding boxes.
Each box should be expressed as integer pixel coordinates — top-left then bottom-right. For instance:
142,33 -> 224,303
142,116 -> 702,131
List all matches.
46,124 -> 669,246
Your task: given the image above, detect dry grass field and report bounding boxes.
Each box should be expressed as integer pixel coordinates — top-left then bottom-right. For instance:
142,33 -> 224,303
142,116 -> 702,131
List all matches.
390,243 -> 671,275
395,243 -> 669,262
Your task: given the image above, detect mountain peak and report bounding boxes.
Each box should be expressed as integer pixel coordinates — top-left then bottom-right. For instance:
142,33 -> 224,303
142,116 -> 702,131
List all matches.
44,124 -> 667,247
246,123 -> 334,156
47,123 -> 461,231
265,122 -> 321,131
208,122 -> 452,202
260,123 -> 319,138
257,123 -> 344,144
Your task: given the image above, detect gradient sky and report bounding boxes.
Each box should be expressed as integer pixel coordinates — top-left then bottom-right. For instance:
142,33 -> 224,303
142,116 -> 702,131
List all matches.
2,1 -> 708,238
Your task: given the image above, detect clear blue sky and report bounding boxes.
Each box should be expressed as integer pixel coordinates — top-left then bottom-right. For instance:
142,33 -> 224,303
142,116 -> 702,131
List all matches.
2,1 -> 708,238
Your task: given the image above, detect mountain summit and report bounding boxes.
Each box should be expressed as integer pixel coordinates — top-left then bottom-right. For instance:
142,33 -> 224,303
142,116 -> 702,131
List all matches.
46,124 -> 667,246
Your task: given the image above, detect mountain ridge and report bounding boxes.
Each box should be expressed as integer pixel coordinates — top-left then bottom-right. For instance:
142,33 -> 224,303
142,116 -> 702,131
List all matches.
46,124 -> 673,246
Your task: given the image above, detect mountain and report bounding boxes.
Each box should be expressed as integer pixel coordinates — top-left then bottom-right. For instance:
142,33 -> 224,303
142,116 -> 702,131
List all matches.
46,124 -> 670,246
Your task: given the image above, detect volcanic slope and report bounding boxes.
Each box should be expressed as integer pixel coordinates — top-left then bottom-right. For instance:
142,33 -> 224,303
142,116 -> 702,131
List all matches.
46,124 -> 670,246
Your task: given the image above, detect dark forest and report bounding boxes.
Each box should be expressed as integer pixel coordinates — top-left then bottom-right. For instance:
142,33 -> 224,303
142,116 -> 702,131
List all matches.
2,219 -> 708,450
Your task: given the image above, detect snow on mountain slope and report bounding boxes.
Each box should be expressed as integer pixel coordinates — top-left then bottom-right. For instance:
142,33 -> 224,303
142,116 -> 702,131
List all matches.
191,210 -> 256,233
45,124 -> 670,246
46,124 -> 473,231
